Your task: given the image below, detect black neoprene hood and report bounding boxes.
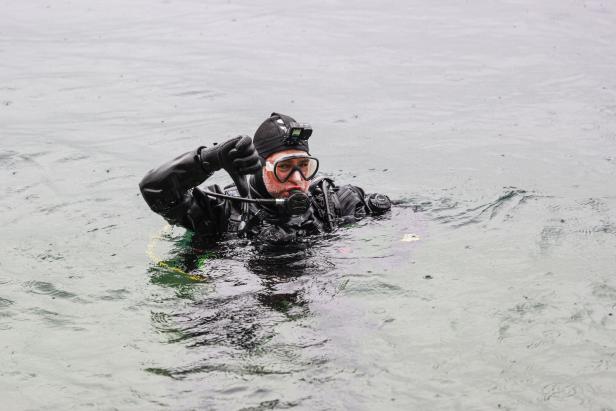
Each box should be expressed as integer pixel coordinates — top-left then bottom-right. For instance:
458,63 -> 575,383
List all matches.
253,112 -> 310,160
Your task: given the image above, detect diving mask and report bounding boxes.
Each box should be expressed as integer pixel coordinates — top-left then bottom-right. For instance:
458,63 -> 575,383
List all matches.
265,154 -> 319,183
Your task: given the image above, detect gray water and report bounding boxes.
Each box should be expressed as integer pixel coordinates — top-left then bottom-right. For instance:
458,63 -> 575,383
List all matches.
2,0 -> 616,409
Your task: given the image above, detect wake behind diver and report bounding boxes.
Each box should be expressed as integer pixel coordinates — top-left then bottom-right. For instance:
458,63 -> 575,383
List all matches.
139,112 -> 391,245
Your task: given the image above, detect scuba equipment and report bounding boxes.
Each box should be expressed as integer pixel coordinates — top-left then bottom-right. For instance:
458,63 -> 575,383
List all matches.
265,155 -> 319,183
283,121 -> 312,145
319,178 -> 336,231
202,188 -> 310,216
366,193 -> 392,214
203,176 -> 311,217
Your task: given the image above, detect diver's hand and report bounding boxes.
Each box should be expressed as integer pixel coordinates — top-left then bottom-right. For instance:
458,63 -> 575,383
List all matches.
199,135 -> 262,176
225,135 -> 262,175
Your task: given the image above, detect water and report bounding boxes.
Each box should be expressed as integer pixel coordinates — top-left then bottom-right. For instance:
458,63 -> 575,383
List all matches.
2,0 -> 616,409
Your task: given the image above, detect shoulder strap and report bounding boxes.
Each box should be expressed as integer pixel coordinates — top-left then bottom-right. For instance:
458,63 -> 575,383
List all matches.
309,177 -> 337,231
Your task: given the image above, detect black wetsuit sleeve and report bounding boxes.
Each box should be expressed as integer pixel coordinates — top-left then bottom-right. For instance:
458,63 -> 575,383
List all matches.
138,148 -> 229,237
335,184 -> 391,219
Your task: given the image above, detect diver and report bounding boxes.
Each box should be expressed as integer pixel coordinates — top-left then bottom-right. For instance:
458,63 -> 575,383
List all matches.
139,112 -> 391,245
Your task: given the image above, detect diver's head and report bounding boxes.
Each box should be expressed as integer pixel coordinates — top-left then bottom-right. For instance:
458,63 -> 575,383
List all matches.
254,113 -> 319,199
262,149 -> 318,198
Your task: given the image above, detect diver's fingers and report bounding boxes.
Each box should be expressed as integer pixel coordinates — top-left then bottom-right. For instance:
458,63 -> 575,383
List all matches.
234,157 -> 261,174
234,135 -> 254,153
228,135 -> 256,160
233,151 -> 260,167
234,153 -> 261,174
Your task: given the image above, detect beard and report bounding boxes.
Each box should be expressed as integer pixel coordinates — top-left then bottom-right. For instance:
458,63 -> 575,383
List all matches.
262,171 -> 309,199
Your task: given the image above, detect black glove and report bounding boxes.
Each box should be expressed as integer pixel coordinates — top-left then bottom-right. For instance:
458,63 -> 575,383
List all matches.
199,135 -> 262,176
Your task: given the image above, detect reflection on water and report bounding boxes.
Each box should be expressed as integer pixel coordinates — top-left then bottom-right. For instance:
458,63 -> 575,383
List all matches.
146,228 -> 342,380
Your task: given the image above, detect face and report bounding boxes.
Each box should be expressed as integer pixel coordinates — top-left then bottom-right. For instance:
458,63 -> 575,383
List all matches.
262,149 -> 312,198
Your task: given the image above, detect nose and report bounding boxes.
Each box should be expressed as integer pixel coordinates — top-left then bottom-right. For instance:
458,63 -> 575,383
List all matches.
287,169 -> 304,184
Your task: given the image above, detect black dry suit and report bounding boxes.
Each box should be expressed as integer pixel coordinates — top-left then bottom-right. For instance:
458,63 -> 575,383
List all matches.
139,148 -> 391,245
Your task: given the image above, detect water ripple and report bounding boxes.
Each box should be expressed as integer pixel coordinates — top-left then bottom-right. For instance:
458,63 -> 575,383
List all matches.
0,297 -> 14,308
432,188 -> 541,228
26,307 -> 82,329
23,280 -> 88,303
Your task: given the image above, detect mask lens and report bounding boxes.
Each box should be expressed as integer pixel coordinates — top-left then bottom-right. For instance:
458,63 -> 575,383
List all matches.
273,156 -> 319,182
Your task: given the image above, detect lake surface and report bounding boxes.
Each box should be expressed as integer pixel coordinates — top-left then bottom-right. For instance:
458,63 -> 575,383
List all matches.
2,0 -> 616,409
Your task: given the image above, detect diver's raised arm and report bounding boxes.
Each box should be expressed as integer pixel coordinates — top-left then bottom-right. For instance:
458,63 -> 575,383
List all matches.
139,135 -> 260,216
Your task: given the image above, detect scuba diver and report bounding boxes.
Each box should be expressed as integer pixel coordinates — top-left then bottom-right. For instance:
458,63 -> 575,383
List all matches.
139,112 -> 391,245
